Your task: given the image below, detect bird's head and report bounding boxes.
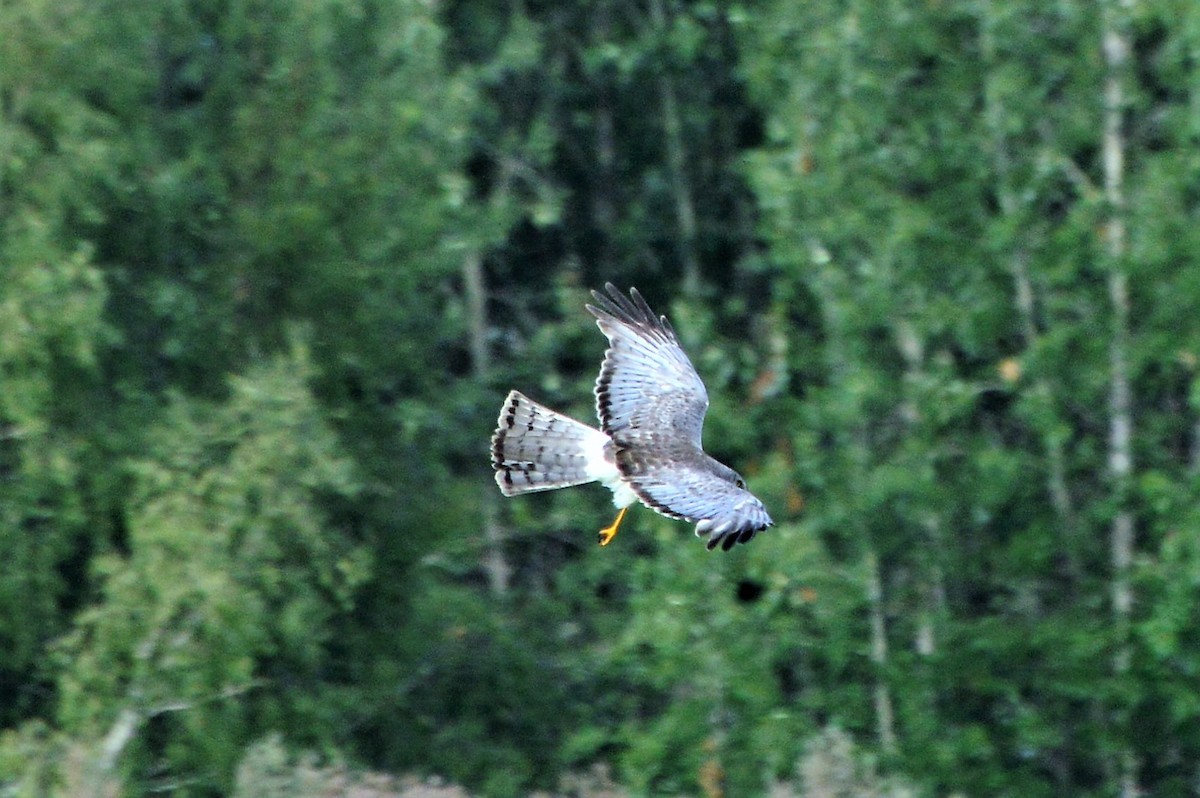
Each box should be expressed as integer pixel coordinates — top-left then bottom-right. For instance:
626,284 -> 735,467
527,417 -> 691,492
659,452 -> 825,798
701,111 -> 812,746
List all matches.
707,456 -> 747,490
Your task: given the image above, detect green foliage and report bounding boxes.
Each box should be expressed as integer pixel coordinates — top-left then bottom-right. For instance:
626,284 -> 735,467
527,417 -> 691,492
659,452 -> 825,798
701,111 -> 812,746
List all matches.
738,0 -> 1200,794
53,343 -> 363,794
0,0 -> 118,728
5,0 -> 1200,796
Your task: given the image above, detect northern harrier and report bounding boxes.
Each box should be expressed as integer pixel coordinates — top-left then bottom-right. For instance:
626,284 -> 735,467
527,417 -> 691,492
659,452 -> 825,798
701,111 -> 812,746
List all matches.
490,284 -> 773,551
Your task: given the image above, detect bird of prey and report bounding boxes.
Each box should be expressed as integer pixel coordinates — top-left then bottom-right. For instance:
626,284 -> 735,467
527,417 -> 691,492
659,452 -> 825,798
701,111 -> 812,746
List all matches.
490,283 -> 773,551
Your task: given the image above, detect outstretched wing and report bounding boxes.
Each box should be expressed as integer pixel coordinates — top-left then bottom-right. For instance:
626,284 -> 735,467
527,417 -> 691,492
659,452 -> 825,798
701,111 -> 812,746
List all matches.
587,284 -> 772,550
586,283 -> 709,447
630,461 -> 773,551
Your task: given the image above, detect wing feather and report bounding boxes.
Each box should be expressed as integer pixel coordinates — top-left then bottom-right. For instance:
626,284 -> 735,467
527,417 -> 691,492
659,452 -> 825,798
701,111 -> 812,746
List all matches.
587,283 -> 708,446
586,284 -> 774,550
629,464 -> 772,550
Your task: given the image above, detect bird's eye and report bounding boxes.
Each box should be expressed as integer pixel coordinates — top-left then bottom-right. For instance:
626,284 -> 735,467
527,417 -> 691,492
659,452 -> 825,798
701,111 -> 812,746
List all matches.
735,478 -> 745,489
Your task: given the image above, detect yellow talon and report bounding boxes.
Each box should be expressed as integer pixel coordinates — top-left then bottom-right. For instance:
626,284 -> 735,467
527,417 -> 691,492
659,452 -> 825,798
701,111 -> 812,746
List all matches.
598,506 -> 629,547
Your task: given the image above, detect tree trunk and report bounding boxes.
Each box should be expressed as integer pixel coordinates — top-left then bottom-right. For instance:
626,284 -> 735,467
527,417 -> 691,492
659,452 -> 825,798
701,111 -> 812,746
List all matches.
817,267 -> 898,756
648,0 -> 701,298
980,0 -> 1076,571
1101,2 -> 1136,795
894,320 -> 943,658
464,251 -> 510,597
866,549 -> 897,754
591,0 -> 617,273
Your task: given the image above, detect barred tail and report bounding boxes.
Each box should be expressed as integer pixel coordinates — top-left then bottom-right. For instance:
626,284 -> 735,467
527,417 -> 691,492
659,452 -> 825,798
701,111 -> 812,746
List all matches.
491,390 -> 611,496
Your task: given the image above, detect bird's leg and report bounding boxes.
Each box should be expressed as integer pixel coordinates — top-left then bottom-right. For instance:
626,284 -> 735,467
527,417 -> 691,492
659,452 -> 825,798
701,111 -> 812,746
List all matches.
598,506 -> 628,547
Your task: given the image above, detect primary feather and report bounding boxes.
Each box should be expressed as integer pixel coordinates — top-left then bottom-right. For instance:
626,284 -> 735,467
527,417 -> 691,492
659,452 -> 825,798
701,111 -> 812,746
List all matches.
491,285 -> 773,551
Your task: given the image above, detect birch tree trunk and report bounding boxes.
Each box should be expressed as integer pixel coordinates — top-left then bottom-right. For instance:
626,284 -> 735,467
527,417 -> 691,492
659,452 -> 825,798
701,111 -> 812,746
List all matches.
895,321 -> 943,658
1101,2 -> 1136,795
648,0 -> 701,298
465,251 -> 510,597
591,0 -> 617,273
815,264 -> 898,755
980,1 -> 1077,573
866,549 -> 897,755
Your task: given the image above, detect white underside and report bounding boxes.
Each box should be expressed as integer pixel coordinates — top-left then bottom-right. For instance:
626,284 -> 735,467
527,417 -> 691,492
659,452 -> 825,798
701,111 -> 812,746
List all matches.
581,430 -> 638,509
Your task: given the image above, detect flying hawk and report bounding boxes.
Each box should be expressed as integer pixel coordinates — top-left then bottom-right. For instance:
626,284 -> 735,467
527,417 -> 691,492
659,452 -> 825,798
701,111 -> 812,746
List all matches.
490,284 -> 772,551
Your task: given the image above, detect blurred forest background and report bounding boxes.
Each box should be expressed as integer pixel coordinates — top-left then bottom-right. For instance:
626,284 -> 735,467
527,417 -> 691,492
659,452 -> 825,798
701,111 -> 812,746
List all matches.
4,0 -> 1200,796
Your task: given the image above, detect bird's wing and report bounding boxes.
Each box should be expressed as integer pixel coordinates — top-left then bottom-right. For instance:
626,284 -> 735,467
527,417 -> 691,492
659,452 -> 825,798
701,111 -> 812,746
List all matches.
588,284 -> 771,550
586,283 -> 709,447
630,461 -> 774,551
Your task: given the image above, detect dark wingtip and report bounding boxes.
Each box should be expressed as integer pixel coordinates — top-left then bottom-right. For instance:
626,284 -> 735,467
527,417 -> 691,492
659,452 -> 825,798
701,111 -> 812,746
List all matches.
702,520 -> 769,552
587,284 -> 669,338
589,282 -> 623,307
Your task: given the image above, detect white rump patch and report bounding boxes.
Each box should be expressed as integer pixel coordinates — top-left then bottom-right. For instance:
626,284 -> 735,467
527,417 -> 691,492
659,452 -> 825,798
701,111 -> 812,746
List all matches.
582,434 -> 637,508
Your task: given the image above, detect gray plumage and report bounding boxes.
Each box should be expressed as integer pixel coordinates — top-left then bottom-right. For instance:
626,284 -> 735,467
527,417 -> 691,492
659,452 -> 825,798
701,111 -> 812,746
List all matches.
491,284 -> 773,551
492,390 -> 610,495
